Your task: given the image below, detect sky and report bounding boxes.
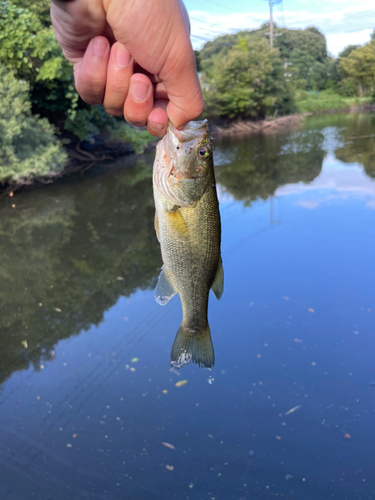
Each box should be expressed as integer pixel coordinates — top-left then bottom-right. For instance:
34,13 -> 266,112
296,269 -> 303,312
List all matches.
185,0 -> 375,56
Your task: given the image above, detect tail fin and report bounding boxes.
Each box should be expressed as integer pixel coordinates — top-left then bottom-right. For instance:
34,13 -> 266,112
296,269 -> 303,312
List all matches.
170,324 -> 215,369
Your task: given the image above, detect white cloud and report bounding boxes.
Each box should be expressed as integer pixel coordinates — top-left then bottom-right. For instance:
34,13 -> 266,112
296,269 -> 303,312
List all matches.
275,165 -> 375,200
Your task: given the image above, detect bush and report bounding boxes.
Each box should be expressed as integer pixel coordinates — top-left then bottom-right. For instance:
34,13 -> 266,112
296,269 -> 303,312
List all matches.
296,90 -> 357,113
0,64 -> 66,184
202,36 -> 295,120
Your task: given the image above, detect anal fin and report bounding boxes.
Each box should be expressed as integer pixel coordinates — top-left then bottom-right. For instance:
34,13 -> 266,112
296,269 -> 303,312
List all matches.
211,257 -> 224,300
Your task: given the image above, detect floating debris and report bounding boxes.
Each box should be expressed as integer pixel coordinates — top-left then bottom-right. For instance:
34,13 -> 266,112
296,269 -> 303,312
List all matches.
131,357 -> 139,363
21,340 -> 28,349
285,474 -> 293,480
165,465 -> 174,471
130,367 -> 136,372
40,365 -> 45,370
162,390 -> 168,394
276,436 -> 282,441
116,277 -> 124,281
175,380 -> 188,387
344,433 -> 351,439
208,434 -> 214,439
311,362 -> 317,367
162,442 -> 175,450
66,443 -> 72,448
208,376 -> 214,385
54,308 -> 62,313
72,434 -> 78,439
307,308 -> 315,313
285,405 -> 301,416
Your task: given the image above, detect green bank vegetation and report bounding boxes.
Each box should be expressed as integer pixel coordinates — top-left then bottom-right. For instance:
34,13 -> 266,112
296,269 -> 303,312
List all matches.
0,0 -> 374,184
198,24 -> 375,119
0,0 -> 153,186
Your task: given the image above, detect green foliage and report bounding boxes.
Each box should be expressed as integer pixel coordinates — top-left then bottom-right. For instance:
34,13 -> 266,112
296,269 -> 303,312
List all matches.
203,36 -> 295,120
0,0 -> 78,123
65,105 -> 154,153
0,65 -> 66,184
200,25 -> 329,92
10,0 -> 50,25
296,90 -> 360,113
338,41 -> 375,97
110,123 -> 155,154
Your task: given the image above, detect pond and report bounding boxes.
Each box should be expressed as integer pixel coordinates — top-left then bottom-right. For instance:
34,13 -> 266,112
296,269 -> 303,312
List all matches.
0,113 -> 374,500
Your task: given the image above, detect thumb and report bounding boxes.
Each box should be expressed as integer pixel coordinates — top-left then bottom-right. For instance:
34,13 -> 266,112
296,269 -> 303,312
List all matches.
163,48 -> 205,129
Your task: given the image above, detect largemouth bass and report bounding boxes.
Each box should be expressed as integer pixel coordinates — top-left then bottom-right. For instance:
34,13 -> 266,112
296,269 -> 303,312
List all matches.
153,120 -> 223,369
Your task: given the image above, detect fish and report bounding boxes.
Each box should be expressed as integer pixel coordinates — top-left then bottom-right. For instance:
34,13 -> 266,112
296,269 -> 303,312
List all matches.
153,120 -> 223,369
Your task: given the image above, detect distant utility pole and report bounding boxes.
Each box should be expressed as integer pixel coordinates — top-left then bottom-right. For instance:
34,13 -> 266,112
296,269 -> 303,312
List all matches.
262,0 -> 283,48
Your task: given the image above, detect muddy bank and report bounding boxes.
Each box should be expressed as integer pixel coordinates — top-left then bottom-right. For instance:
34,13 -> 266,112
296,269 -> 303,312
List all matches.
210,114 -> 304,137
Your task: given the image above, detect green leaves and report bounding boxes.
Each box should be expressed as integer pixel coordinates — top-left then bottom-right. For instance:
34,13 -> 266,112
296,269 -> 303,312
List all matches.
202,36 -> 295,120
0,64 -> 66,184
338,41 -> 375,97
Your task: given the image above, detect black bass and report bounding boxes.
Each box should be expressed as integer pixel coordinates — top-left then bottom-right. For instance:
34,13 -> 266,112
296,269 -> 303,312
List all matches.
153,120 -> 223,369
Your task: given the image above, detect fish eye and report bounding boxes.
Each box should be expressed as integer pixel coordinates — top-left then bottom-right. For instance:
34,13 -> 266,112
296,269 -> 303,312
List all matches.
198,147 -> 211,159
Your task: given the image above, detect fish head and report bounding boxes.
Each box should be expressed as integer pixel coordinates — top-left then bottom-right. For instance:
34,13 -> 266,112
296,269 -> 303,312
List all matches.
155,120 -> 214,207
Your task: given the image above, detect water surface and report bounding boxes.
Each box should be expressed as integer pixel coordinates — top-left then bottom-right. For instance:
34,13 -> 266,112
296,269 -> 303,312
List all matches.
0,114 -> 374,499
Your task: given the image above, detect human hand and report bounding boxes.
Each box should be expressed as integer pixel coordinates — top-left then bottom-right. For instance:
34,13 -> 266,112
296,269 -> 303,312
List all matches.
51,0 -> 204,137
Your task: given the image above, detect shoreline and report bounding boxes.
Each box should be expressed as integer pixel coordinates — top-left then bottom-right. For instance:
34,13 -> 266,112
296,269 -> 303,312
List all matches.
2,107 -> 374,194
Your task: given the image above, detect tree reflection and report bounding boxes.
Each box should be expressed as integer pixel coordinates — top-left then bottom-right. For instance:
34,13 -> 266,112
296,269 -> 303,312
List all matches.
333,114 -> 375,179
0,160 -> 161,385
215,130 -> 324,204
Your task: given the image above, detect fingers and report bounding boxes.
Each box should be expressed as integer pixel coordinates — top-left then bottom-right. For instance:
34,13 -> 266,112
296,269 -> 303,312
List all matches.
103,42 -> 133,116
147,98 -> 169,137
75,36 -> 110,105
123,74 -> 154,127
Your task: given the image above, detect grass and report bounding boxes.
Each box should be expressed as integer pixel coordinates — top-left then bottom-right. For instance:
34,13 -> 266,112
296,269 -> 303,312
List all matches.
296,90 -> 371,114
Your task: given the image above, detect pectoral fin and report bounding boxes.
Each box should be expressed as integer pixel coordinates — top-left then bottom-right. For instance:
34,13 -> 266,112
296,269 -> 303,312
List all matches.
154,211 -> 160,242
155,266 -> 176,305
211,257 -> 224,300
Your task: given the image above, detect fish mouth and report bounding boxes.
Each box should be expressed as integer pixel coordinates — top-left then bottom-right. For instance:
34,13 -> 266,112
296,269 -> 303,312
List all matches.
166,120 -> 208,155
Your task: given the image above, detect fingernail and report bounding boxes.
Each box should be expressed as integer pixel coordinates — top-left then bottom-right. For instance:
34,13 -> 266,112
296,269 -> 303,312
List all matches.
115,44 -> 132,68
149,121 -> 166,131
93,38 -> 107,57
130,81 -> 149,102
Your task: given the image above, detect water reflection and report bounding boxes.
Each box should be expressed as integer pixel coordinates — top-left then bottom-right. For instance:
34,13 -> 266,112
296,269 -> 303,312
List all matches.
1,114 -> 375,388
0,114 -> 375,500
215,129 -> 324,205
0,160 -> 161,386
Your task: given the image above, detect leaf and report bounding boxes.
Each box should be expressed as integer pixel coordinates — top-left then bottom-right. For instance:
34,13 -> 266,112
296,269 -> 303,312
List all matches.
175,380 -> 188,387
162,442 -> 175,450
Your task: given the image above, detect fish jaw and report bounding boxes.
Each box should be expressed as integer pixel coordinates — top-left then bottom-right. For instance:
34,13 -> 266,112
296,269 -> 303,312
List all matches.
153,120 -> 214,207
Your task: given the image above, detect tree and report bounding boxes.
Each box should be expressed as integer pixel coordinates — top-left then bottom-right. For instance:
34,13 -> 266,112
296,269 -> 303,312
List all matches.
338,41 -> 375,96
0,64 -> 66,184
203,36 -> 295,120
0,1 -> 78,124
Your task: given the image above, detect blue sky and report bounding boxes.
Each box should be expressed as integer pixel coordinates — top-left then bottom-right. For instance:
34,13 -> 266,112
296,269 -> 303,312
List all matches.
185,0 -> 375,56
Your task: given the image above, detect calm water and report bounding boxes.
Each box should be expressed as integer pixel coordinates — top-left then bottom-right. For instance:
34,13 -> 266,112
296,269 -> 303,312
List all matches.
0,114 -> 374,500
